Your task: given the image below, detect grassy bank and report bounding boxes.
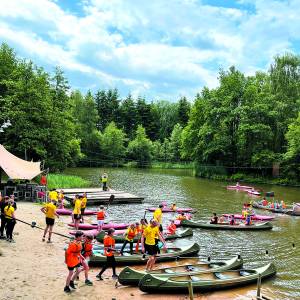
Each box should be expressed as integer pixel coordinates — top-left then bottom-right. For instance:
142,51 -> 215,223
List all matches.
44,174 -> 92,189
123,161 -> 194,169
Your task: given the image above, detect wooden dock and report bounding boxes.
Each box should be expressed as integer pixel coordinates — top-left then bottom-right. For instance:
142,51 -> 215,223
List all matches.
59,188 -> 143,205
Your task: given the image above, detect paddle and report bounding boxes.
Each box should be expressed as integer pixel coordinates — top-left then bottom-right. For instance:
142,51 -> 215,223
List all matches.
106,194 -> 115,210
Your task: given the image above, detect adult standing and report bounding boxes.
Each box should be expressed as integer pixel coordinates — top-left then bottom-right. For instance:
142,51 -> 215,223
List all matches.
141,220 -> 166,271
153,204 -> 163,232
72,195 -> 82,230
41,199 -> 59,243
96,228 -> 118,280
0,196 -> 9,238
4,199 -> 16,242
101,173 -> 108,191
80,193 -> 87,223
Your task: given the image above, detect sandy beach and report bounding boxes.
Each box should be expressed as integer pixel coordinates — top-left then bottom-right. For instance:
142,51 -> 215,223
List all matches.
0,202 -> 272,300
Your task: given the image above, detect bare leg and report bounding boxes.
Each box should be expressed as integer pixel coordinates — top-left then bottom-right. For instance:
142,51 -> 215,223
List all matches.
66,270 -> 74,287
71,266 -> 83,282
149,256 -> 156,270
48,225 -> 53,241
82,259 -> 89,280
43,225 -> 49,241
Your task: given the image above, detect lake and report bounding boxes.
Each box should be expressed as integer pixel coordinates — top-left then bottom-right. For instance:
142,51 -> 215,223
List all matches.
65,167 -> 300,299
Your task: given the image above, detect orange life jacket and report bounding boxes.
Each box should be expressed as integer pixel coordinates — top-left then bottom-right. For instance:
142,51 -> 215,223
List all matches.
176,215 -> 186,221
103,235 -> 115,257
65,241 -> 82,267
82,240 -> 93,258
167,224 -> 176,234
97,210 -> 105,220
126,228 -> 137,241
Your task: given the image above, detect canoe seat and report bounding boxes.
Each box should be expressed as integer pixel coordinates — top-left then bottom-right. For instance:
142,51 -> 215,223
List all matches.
214,272 -> 230,279
190,276 -> 201,282
186,266 -> 195,271
164,269 -> 175,274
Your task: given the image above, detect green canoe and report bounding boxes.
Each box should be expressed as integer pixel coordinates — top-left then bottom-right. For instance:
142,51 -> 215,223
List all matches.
89,242 -> 200,266
96,228 -> 193,243
181,219 -> 273,230
139,262 -> 276,293
118,255 -> 243,286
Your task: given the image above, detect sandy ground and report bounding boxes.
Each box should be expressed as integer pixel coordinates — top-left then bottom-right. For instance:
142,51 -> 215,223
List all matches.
0,202 -> 274,300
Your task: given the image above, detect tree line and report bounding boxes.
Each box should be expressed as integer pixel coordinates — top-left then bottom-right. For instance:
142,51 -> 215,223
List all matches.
0,43 -> 299,181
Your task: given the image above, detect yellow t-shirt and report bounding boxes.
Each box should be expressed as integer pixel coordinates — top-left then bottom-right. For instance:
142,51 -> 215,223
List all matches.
73,199 -> 82,214
81,197 -> 87,209
143,225 -> 159,245
4,205 -> 15,219
44,202 -> 56,219
49,191 -> 58,201
153,208 -> 162,224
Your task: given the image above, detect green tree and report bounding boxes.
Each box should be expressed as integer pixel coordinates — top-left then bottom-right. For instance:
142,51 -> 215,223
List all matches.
169,123 -> 183,161
177,96 -> 191,127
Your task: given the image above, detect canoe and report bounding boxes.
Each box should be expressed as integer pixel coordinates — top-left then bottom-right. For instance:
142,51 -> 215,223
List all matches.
89,242 -> 200,266
68,222 -> 129,230
138,263 -> 276,293
56,208 -> 97,216
247,190 -> 261,196
118,256 -> 243,286
180,219 -> 273,230
222,214 -> 274,221
253,202 -> 291,214
146,207 -> 194,213
226,185 -> 253,191
95,228 -> 193,243
69,228 -> 99,237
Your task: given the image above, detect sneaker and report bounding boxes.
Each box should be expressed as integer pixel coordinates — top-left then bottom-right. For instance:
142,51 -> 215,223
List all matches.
64,286 -> 71,293
69,281 -> 76,289
47,240 -> 52,243
85,279 -> 93,286
112,274 -> 118,280
96,274 -> 103,280
42,237 -> 45,242
10,239 -> 15,243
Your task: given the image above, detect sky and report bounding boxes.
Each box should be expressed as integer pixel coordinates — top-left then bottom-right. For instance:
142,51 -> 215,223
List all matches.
0,0 -> 300,101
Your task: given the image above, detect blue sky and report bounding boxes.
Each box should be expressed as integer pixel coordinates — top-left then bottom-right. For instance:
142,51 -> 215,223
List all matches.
0,0 -> 299,101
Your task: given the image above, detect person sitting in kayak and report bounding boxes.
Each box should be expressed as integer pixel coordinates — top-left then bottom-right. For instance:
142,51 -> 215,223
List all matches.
229,215 -> 235,225
245,214 -> 252,225
97,205 -> 108,232
210,213 -> 218,224
281,200 -> 286,209
176,212 -> 187,221
120,224 -> 138,255
167,220 -> 177,234
170,203 -> 177,211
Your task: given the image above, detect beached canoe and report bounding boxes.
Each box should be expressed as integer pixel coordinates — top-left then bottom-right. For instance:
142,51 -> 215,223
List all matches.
226,185 -> 254,191
180,219 -> 273,230
138,263 -> 276,293
95,228 -> 193,243
89,243 -> 200,266
118,256 -> 243,286
146,207 -> 194,213
222,214 -> 274,221
68,222 -> 129,230
56,208 -> 97,216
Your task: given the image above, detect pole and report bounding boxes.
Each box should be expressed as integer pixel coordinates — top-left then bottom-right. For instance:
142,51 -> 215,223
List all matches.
257,273 -> 262,298
187,281 -> 194,300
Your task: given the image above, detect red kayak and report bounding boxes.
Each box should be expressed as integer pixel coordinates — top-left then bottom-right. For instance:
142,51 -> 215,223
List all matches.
68,222 -> 129,230
69,229 -> 126,236
56,208 -> 97,216
146,207 -> 193,213
222,214 -> 274,221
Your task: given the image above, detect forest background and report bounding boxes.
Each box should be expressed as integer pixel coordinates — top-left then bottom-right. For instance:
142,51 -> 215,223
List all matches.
0,43 -> 299,184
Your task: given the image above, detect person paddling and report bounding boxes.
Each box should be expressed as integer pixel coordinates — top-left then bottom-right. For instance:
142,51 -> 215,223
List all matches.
141,220 -> 166,271
97,205 -> 108,232
96,228 -> 118,280
120,224 -> 138,255
41,199 -> 59,243
64,231 -> 85,293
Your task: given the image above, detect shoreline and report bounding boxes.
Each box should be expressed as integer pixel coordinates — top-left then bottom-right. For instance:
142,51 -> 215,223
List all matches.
0,202 -> 271,300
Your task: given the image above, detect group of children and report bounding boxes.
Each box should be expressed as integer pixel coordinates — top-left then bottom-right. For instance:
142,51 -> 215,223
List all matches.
0,194 -> 17,242
258,198 -> 287,209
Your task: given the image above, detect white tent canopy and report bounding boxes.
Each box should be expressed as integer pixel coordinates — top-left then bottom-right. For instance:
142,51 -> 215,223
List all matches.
0,144 -> 42,180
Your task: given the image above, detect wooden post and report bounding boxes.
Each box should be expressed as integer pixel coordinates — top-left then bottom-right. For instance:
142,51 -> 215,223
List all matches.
257,273 -> 262,298
188,281 -> 194,300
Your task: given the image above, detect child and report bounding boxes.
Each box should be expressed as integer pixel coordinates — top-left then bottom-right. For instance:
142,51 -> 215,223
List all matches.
97,205 -> 108,232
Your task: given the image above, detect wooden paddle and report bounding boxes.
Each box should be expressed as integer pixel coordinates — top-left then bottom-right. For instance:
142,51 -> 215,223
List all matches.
106,194 -> 115,210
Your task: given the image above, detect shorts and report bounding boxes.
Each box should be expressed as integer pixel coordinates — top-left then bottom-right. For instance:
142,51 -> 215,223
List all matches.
159,224 -> 163,232
145,243 -> 158,256
81,208 -> 85,215
97,220 -> 104,226
73,214 -> 81,220
67,263 -> 82,271
46,217 -> 55,226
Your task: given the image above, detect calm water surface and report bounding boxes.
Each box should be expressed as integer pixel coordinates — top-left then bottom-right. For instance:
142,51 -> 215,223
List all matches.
65,167 -> 300,299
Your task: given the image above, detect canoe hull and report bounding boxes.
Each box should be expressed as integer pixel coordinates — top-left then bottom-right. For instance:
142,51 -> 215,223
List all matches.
180,220 -> 273,230
68,223 -> 129,230
89,243 -> 200,266
138,263 -> 276,293
222,214 -> 274,221
118,256 -> 243,286
56,208 -> 97,215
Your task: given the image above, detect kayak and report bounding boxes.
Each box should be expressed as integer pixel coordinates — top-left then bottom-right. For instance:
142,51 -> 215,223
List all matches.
252,202 -> 292,214
96,228 -> 193,243
222,214 -> 274,221
180,219 -> 273,230
138,263 -> 276,293
89,243 -> 200,266
56,208 -> 97,216
68,222 -> 129,230
226,185 -> 254,191
247,190 -> 261,196
69,228 -> 99,237
118,256 -> 243,286
146,207 -> 194,213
